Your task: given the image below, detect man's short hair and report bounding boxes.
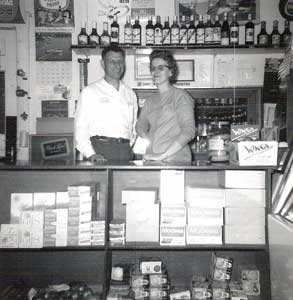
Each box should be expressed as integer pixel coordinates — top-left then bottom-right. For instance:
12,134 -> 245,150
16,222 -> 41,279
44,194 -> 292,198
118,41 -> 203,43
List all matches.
101,45 -> 125,60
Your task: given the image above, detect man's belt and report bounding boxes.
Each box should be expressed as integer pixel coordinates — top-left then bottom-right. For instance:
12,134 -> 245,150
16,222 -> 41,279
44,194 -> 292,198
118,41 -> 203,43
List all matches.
91,135 -> 130,144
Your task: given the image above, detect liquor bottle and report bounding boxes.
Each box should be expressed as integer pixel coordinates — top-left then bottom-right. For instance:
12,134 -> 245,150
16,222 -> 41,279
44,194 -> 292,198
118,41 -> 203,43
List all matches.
179,15 -> 188,45
281,20 -> 292,47
187,15 -> 196,45
132,15 -> 141,45
171,15 -> 180,45
162,16 -> 171,45
257,21 -> 269,46
270,20 -> 281,47
196,15 -> 205,45
154,15 -> 163,45
146,15 -> 154,46
213,15 -> 221,45
124,15 -> 132,45
205,14 -> 213,44
100,22 -> 111,46
221,12 -> 230,46
89,21 -> 100,45
245,13 -> 255,45
110,14 -> 119,44
78,21 -> 89,45
230,12 -> 239,45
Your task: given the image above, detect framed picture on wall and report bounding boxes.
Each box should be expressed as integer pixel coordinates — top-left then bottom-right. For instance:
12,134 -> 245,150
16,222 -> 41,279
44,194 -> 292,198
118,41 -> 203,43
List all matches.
176,60 -> 195,82
175,0 -> 260,23
135,55 -> 152,80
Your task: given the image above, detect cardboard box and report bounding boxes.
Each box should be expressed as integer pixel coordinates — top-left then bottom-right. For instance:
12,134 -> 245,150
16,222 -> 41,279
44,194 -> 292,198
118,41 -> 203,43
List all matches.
230,141 -> 278,166
160,206 -> 186,226
186,225 -> 222,244
10,193 -> 33,223
230,124 -> 260,142
225,207 -> 265,226
225,188 -> 266,207
224,225 -> 265,244
160,226 -> 186,246
187,207 -> 223,226
122,188 -> 157,205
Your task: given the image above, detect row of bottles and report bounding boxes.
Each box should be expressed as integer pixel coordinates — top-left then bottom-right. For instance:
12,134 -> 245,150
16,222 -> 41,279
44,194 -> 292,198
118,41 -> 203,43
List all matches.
78,15 -> 292,48
196,97 -> 247,106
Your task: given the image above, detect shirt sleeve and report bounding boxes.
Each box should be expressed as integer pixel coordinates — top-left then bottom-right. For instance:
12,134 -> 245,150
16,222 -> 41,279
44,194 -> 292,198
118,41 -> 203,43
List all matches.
74,88 -> 96,159
130,90 -> 139,146
175,91 -> 196,146
135,100 -> 150,139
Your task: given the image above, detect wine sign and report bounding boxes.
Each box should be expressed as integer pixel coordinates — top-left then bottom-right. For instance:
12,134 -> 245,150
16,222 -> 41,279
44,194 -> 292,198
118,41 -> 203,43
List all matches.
279,0 -> 293,20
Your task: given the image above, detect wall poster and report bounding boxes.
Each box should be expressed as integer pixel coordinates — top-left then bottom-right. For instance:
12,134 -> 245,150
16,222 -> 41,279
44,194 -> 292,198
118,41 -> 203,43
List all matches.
0,0 -> 24,23
34,0 -> 75,28
175,0 -> 260,23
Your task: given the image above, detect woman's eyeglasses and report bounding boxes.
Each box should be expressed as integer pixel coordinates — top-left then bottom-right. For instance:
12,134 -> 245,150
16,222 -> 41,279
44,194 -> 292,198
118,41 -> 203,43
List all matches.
150,65 -> 170,72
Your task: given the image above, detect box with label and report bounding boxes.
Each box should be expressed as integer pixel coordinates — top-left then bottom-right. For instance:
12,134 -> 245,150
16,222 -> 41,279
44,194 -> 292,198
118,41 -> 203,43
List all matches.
185,187 -> 225,208
225,207 -> 265,226
230,141 -> 278,166
56,191 -> 70,208
10,193 -> 33,223
186,225 -> 222,244
33,192 -> 56,210
160,206 -> 186,226
224,225 -> 265,244
219,170 -> 265,189
140,261 -> 162,274
0,224 -> 19,248
160,226 -> 186,246
187,207 -> 223,226
230,124 -> 260,142
225,188 -> 266,207
122,188 -> 157,205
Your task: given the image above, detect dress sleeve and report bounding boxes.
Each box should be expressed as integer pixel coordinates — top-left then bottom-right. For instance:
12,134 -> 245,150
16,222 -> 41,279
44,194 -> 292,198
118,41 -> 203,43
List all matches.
135,100 -> 151,139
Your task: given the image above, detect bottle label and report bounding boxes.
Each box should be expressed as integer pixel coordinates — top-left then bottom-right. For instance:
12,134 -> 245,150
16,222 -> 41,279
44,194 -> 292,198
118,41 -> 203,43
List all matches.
133,28 -> 141,44
78,35 -> 88,45
100,35 -> 110,46
272,34 -> 281,45
197,28 -> 205,44
213,27 -> 221,43
111,28 -> 119,43
171,28 -> 179,44
124,28 -> 132,44
187,28 -> 196,44
230,27 -> 239,43
162,29 -> 171,44
283,34 -> 291,45
89,35 -> 99,45
146,29 -> 154,44
208,138 -> 225,151
205,27 -> 213,43
258,35 -> 268,45
221,32 -> 229,46
154,28 -> 162,45
245,28 -> 254,42
179,28 -> 188,44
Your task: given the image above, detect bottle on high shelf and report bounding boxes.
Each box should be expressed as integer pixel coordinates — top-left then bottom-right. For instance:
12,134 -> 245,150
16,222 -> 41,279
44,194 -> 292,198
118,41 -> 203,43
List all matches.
154,15 -> 163,45
187,15 -> 196,45
110,15 -> 119,44
89,21 -> 100,45
213,15 -> 221,45
270,20 -> 281,47
179,15 -> 188,45
230,12 -> 239,45
124,15 -> 132,45
257,21 -> 269,46
100,21 -> 111,46
78,21 -> 89,45
205,14 -> 213,44
196,15 -> 205,45
146,15 -> 155,46
132,15 -> 141,45
281,20 -> 291,47
171,16 -> 180,45
162,16 -> 171,45
221,12 -> 230,46
245,13 -> 255,45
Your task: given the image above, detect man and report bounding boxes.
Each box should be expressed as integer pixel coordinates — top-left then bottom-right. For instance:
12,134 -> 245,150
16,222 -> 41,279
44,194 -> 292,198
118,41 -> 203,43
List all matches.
75,45 -> 138,162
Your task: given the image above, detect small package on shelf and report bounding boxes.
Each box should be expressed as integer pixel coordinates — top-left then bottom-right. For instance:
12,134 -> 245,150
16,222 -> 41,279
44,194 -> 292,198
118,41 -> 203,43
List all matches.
109,219 -> 125,246
169,290 -> 191,300
10,192 -> 33,223
210,253 -> 233,284
211,282 -> 230,299
160,226 -> 186,246
121,187 -> 157,205
160,206 -> 186,226
149,274 -> 168,288
186,225 -> 222,245
149,288 -> 168,300
191,275 -> 212,300
0,224 -> 19,248
140,261 -> 162,275
239,264 -> 261,296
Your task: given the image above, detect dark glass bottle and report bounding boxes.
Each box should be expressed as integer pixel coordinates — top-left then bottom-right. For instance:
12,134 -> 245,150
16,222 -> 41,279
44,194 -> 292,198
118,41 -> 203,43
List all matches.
187,15 -> 196,45
124,15 -> 132,45
257,21 -> 269,46
162,16 -> 171,45
281,20 -> 292,47
132,15 -> 141,45
270,20 -> 281,47
100,22 -> 111,46
245,13 -> 255,45
196,15 -> 205,45
89,21 -> 100,45
171,15 -> 180,45
78,21 -> 89,45
110,15 -> 119,44
179,15 -> 188,45
205,14 -> 213,44
154,15 -> 163,45
213,15 -> 221,45
230,12 -> 239,45
146,15 -> 154,46
221,12 -> 230,46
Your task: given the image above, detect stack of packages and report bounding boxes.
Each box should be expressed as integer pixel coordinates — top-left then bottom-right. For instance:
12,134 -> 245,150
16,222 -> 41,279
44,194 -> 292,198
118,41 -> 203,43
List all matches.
109,220 -> 126,246
239,265 -> 261,297
221,170 -> 266,245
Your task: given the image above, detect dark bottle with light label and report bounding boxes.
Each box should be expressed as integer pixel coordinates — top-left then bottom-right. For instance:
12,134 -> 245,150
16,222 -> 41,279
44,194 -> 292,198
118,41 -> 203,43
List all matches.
179,15 -> 188,45
124,15 -> 132,45
146,15 -> 154,46
205,14 -> 213,44
110,15 -> 119,44
100,22 -> 111,46
171,15 -> 180,45
213,15 -> 221,45
270,20 -> 281,47
162,16 -> 171,45
187,15 -> 196,45
230,12 -> 239,45
89,21 -> 100,45
154,15 -> 163,45
257,21 -> 269,46
281,20 -> 292,47
221,12 -> 230,46
196,15 -> 205,45
245,13 -> 255,45
132,15 -> 141,45
78,21 -> 89,45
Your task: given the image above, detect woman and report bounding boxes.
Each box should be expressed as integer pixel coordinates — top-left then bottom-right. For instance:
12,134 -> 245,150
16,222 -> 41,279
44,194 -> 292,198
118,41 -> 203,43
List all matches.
135,50 -> 196,162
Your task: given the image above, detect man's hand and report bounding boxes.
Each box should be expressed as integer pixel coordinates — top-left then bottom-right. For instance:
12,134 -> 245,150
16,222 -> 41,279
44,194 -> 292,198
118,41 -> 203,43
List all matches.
89,154 -> 107,163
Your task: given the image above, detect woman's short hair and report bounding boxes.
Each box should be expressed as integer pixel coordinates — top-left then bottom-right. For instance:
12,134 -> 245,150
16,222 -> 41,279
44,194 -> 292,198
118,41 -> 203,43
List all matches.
149,50 -> 178,83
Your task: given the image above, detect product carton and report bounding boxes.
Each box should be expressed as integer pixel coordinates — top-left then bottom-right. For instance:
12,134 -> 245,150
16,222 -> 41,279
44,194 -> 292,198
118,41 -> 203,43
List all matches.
224,225 -> 265,244
187,207 -> 223,226
10,193 -> 33,223
225,207 -> 265,226
225,188 -> 266,207
160,206 -> 186,226
160,226 -> 186,246
186,225 -> 222,244
121,188 -> 157,205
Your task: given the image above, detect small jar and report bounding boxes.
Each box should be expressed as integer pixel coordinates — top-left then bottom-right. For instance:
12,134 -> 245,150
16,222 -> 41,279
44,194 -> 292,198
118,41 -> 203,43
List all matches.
208,121 -> 230,162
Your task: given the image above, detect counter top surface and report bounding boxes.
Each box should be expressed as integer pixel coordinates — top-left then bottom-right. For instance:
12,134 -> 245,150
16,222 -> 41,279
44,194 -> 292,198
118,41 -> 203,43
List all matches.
0,160 -> 276,170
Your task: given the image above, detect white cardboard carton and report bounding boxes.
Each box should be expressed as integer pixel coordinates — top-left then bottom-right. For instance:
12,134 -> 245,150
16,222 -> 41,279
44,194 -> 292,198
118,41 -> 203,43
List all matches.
224,225 -> 265,244
225,207 -> 265,226
187,207 -> 223,226
225,189 -> 266,207
186,225 -> 222,244
160,206 -> 186,226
